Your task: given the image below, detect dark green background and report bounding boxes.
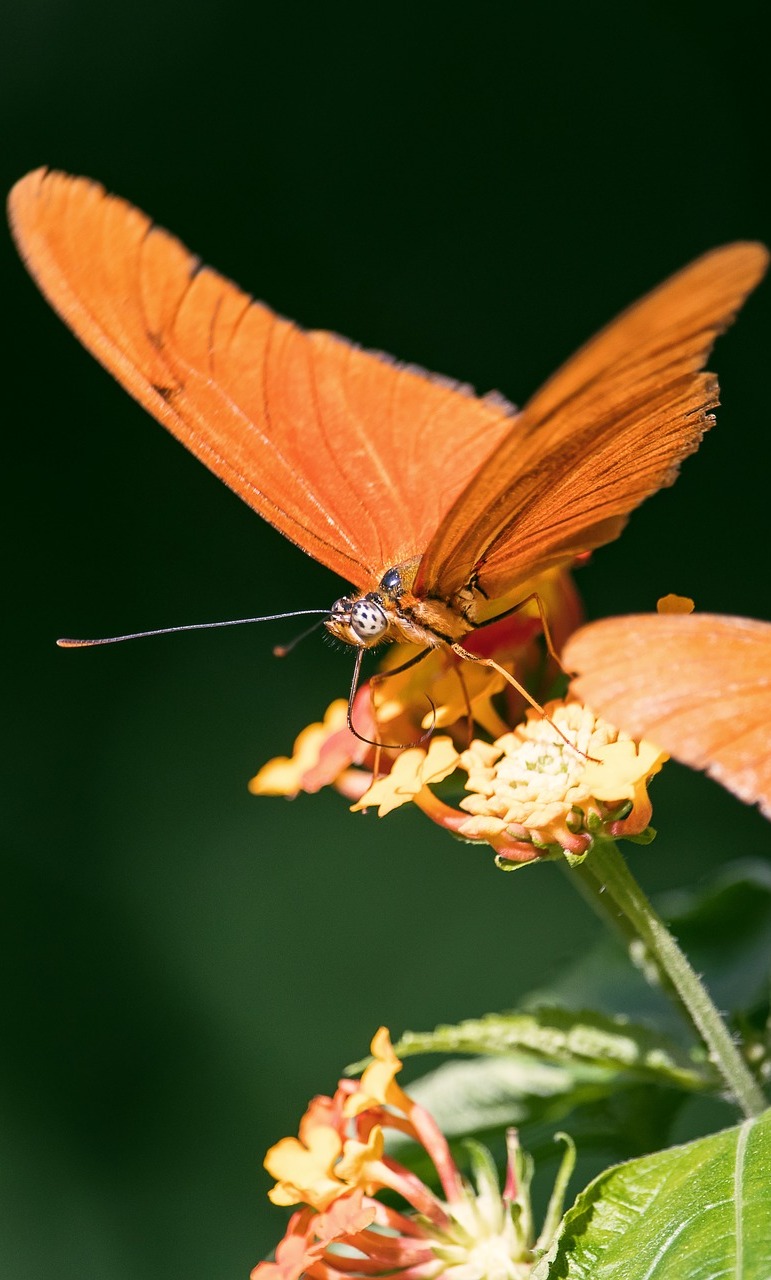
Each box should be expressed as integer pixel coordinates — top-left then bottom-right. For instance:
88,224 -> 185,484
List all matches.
3,4 -> 770,1277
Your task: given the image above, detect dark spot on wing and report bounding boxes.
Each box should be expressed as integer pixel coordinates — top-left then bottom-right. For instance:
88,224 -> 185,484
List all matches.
152,383 -> 178,402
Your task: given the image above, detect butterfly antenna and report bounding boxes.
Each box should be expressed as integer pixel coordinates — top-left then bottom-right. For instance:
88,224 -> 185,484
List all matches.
273,618 -> 327,658
57,610 -> 331,648
346,648 -> 436,751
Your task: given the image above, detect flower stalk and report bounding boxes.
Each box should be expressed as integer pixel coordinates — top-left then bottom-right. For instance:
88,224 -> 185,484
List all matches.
572,839 -> 767,1118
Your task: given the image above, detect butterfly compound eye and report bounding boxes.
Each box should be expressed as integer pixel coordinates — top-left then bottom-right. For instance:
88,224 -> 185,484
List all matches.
379,567 -> 403,597
349,598 -> 389,642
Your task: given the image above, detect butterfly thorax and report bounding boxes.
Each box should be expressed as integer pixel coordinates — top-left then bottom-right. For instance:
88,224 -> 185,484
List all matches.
325,560 -> 476,651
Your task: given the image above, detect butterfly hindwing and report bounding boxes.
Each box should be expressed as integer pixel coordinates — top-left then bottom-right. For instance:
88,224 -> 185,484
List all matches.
565,613 -> 771,819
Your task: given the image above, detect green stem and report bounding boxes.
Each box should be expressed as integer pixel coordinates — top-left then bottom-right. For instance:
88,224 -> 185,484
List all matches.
572,840 -> 767,1119
562,855 -> 681,1000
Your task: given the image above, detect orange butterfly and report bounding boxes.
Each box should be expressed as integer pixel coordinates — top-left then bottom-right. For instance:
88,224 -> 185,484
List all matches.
8,169 -> 768,727
565,613 -> 771,820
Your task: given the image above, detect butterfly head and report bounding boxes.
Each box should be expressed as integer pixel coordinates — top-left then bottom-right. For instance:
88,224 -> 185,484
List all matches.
326,593 -> 391,648
325,564 -> 415,649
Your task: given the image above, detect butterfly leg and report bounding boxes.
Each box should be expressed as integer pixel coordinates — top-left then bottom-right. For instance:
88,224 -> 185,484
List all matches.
449,655 -> 474,748
369,646 -> 433,690
368,648 -> 433,777
472,591 -> 567,673
346,646 -> 436,755
450,644 -> 591,759
368,648 -> 434,746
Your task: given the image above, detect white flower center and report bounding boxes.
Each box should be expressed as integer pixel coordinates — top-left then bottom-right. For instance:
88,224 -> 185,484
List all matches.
496,733 -> 585,796
461,703 -> 625,831
445,1232 -> 531,1280
430,1188 -> 532,1280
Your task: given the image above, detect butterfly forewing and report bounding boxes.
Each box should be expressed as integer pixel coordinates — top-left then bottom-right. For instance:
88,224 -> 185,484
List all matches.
565,613 -> 771,820
8,168 -> 518,589
416,243 -> 769,603
9,170 -> 768,626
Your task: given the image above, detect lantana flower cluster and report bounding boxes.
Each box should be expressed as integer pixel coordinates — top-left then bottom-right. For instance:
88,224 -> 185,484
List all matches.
250,568 -> 666,865
357,702 -> 666,865
250,569 -> 581,800
252,1028 -> 573,1280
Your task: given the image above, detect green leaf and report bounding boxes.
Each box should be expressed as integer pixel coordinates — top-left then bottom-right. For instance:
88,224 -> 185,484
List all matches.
394,1008 -> 713,1091
662,860 -> 771,1016
392,1009 -> 705,1173
404,1053 -> 614,1137
400,1053 -> 686,1164
533,1107 -> 771,1279
384,863 -> 770,1183
528,859 -> 771,1039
